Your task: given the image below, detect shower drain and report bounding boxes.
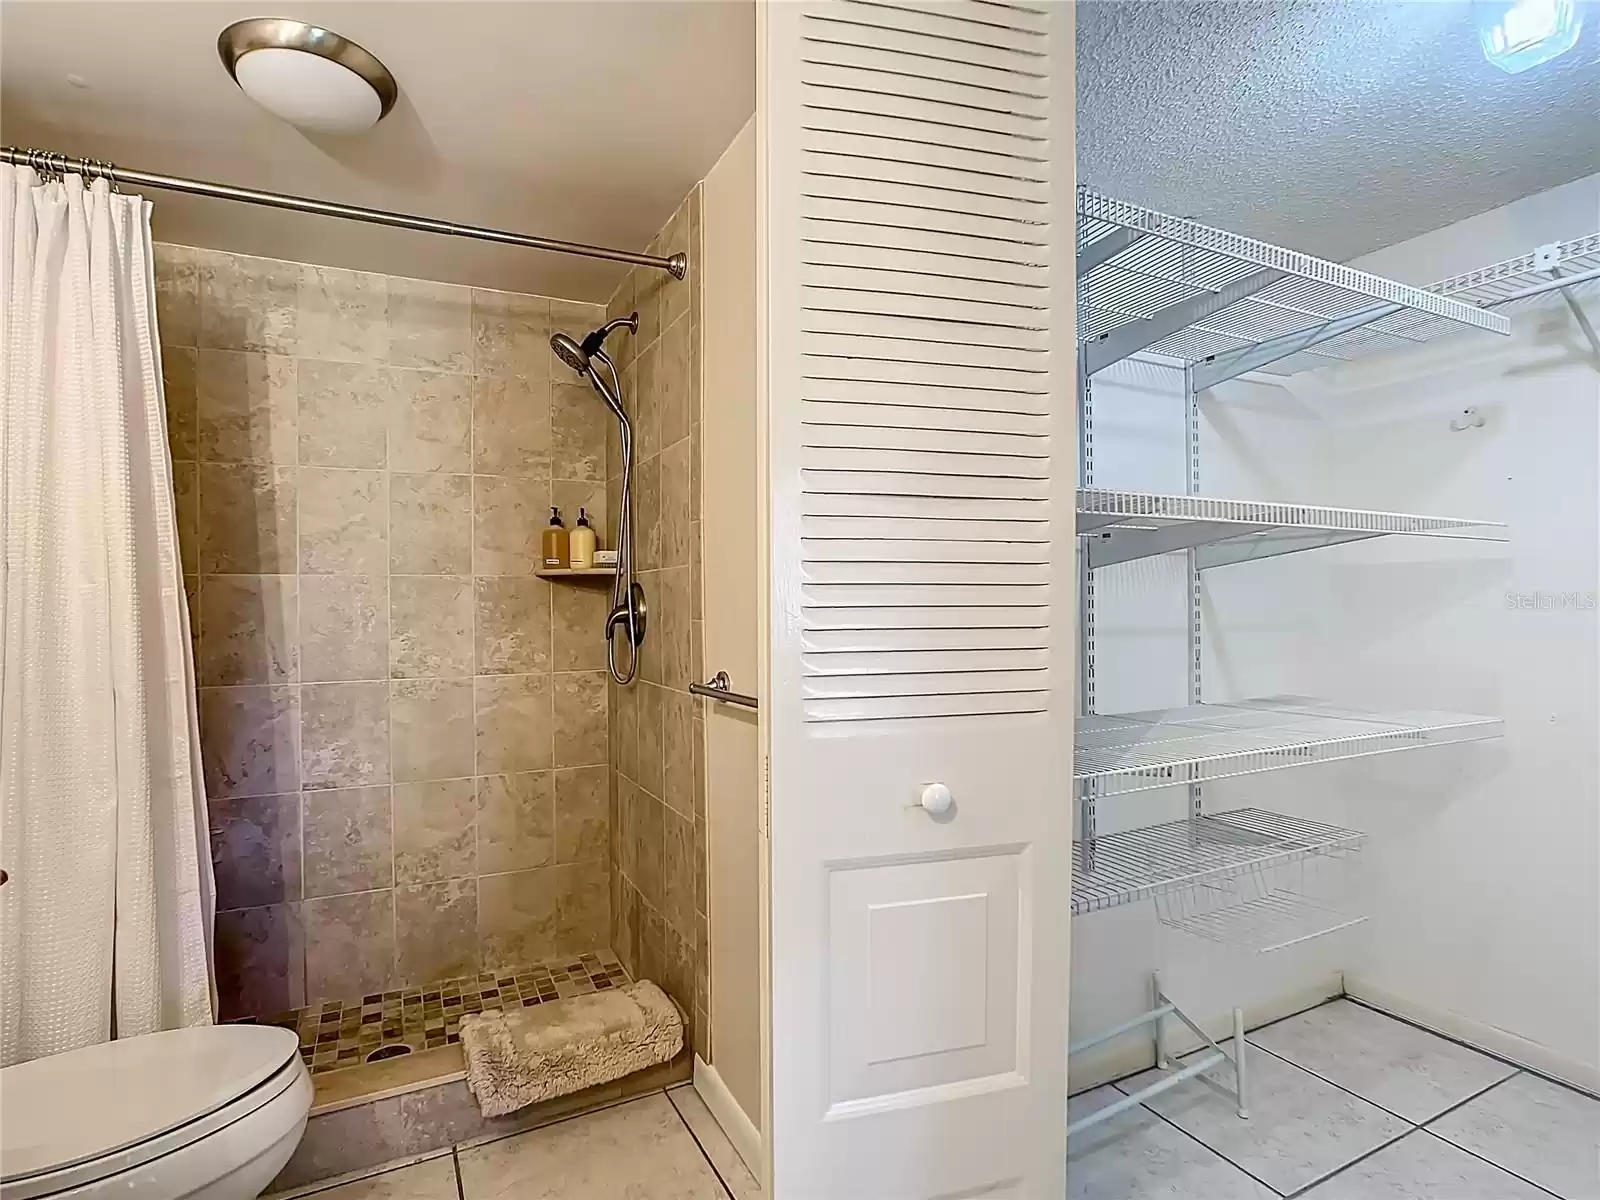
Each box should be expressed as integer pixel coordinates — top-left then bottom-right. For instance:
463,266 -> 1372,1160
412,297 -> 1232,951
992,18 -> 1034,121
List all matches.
365,1043 -> 413,1063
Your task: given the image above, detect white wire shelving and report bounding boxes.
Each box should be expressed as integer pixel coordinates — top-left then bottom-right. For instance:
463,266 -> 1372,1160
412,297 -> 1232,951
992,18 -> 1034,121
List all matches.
1189,231 -> 1600,386
1075,697 -> 1503,798
1078,487 -> 1507,570
1076,187 -> 1511,378
1071,807 -> 1364,916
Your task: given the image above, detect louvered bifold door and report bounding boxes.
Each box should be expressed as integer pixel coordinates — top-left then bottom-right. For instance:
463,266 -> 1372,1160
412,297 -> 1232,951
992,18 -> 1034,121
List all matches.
760,1 -> 1075,1195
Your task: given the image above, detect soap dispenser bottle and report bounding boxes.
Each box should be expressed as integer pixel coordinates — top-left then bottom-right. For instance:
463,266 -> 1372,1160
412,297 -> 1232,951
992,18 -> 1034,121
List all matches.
542,507 -> 569,569
570,508 -> 597,569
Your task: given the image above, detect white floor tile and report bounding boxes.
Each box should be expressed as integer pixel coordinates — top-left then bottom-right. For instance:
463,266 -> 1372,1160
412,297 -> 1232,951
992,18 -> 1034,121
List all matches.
456,1093 -> 729,1199
1068,1085 -> 1277,1200
306,1154 -> 459,1199
1429,1072 -> 1600,1199
1299,1130 -> 1552,1199
1251,1000 -> 1517,1122
1117,1045 -> 1410,1195
668,1084 -> 761,1200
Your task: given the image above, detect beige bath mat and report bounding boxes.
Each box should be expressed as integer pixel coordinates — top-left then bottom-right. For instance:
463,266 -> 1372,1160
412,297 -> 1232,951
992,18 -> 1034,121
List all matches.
458,979 -> 683,1117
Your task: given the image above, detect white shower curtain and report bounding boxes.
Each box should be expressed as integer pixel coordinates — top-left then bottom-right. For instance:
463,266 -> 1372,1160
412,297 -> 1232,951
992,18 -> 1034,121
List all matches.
0,165 -> 214,1066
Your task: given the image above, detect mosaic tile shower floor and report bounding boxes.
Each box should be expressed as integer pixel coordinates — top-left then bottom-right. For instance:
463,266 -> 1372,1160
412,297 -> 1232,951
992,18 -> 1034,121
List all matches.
232,949 -> 630,1075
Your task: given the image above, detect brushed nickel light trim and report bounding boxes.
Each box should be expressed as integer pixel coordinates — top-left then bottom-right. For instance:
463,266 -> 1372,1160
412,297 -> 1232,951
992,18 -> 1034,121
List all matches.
218,17 -> 398,121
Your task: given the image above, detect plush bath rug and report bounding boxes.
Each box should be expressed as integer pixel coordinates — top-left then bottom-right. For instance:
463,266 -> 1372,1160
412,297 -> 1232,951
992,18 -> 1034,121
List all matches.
458,979 -> 683,1117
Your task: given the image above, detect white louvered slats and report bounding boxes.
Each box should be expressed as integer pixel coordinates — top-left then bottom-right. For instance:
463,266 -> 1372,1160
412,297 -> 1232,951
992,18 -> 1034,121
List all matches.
796,0 -> 1053,723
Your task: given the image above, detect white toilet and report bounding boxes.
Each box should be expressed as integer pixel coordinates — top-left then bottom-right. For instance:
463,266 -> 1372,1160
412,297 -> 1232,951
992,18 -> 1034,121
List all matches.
0,1024 -> 312,1199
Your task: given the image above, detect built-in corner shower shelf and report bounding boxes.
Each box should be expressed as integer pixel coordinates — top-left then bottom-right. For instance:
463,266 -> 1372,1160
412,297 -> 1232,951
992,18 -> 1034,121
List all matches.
1071,807 -> 1364,916
534,567 -> 617,581
1078,488 -> 1508,570
1075,187 -> 1511,378
1075,697 -> 1503,798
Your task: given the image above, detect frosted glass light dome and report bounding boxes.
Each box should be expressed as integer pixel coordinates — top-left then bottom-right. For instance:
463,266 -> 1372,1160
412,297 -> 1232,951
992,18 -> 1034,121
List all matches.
219,19 -> 397,135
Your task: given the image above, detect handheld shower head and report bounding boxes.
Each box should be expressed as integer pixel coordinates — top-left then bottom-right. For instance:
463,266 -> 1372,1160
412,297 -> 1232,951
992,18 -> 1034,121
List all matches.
549,331 -> 590,376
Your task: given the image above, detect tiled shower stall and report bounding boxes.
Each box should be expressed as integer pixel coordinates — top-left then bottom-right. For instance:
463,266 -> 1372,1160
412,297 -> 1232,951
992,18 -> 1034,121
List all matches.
158,184 -> 708,1067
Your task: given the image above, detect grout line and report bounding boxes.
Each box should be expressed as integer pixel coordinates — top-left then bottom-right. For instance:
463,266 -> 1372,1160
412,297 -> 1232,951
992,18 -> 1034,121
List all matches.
1278,1123 -> 1418,1198
1099,1087 -> 1289,1198
1413,1124 -> 1566,1199
667,1085 -> 738,1199
451,1146 -> 466,1200
1243,1036 -> 1471,1128
1419,1073 -> 1570,1198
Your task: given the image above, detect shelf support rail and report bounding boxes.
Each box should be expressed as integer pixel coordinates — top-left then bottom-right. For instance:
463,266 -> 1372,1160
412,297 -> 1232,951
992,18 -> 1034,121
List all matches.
1085,269 -> 1285,375
1066,972 -> 1249,1138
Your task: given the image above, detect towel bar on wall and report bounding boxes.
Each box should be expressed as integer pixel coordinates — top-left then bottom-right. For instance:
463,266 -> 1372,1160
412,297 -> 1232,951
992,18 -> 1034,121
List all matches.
690,671 -> 758,710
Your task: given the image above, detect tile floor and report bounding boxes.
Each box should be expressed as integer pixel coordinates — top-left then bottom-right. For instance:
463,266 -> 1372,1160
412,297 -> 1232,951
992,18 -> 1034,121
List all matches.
1070,998 -> 1600,1199
234,949 -> 628,1074
284,1086 -> 760,1200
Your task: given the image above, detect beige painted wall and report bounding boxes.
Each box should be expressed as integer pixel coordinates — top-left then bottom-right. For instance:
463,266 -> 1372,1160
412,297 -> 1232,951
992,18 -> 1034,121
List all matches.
699,118 -> 762,1127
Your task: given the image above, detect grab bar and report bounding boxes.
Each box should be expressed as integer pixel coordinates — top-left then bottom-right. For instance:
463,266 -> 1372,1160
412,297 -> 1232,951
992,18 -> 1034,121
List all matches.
690,671 -> 758,711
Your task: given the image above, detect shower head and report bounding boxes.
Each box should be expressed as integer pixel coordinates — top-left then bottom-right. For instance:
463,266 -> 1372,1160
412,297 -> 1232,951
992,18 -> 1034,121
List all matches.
549,331 -> 590,376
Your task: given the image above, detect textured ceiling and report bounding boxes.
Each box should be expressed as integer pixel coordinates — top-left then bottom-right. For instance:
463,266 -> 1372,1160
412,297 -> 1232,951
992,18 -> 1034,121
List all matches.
1078,0 -> 1600,262
0,1 -> 754,300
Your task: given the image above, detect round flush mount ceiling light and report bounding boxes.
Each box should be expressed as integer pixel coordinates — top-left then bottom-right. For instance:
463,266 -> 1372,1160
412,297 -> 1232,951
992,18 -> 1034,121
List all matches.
218,18 -> 397,134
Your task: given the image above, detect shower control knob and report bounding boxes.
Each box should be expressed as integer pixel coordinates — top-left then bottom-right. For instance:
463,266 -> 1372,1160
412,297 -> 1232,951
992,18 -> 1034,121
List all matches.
919,783 -> 953,816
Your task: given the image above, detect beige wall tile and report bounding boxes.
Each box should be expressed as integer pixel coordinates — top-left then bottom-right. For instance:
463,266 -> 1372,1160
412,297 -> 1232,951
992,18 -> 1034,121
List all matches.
162,345 -> 199,461
661,686 -> 695,820
387,276 -> 473,373
172,461 -> 198,575
299,468 -> 387,574
154,243 -> 199,348
660,195 -> 695,332
215,903 -> 304,1020
298,360 -> 387,469
473,375 -> 552,478
301,681 -> 390,790
552,380 -> 608,482
657,439 -> 692,569
635,682 -> 664,798
305,889 -> 395,1002
635,569 -> 662,687
655,315 -> 693,452
657,566 -> 693,691
661,805 -> 694,938
199,574 -> 297,687
209,793 -> 301,911
298,265 -> 387,364
199,463 -> 297,574
553,671 -> 607,768
474,577 -> 550,674
473,475 -> 549,576
477,867 -> 560,971
614,677 -> 639,781
197,349 -> 297,464
303,786 -> 393,898
199,250 -> 298,354
635,338 -> 661,461
606,272 -> 637,358
386,369 -> 472,473
471,289 -> 551,377
476,771 -> 553,875
394,778 -> 477,884
617,777 -> 639,882
554,766 -> 608,865
634,454 -> 661,571
390,575 -> 473,679
390,678 -> 475,783
549,298 -> 605,338
551,479 -> 607,544
390,473 -> 472,575
634,788 -> 663,909
200,684 -> 299,798
555,860 -> 609,954
552,583 -> 609,672
299,574 -> 387,683
395,878 -> 478,986
474,674 -> 553,774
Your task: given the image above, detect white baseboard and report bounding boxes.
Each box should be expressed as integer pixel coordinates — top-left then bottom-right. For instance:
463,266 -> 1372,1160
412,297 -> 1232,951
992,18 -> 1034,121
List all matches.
1344,975 -> 1600,1097
1068,974 -> 1345,1094
694,1056 -> 762,1178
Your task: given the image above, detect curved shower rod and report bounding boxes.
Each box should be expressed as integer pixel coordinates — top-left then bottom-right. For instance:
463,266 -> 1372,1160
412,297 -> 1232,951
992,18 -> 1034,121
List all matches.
0,145 -> 688,279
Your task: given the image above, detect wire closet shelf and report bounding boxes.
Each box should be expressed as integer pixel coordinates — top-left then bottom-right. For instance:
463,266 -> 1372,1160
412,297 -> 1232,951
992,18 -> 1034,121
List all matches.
1076,187 -> 1511,376
1075,697 -> 1503,798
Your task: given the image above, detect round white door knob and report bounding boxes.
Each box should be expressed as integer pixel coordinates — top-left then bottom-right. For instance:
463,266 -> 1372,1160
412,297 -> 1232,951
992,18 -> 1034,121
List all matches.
919,783 -> 953,815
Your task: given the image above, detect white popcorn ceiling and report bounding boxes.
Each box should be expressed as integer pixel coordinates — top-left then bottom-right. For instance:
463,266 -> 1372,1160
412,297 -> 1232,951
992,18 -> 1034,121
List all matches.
1078,0 -> 1600,261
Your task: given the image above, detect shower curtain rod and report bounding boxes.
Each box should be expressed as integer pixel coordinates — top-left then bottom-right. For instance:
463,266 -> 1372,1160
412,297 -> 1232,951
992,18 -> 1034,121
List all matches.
1,146 -> 688,279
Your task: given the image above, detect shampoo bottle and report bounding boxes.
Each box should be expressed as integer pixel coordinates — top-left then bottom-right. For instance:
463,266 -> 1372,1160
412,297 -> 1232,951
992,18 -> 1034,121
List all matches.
542,507 -> 569,569
570,508 -> 597,569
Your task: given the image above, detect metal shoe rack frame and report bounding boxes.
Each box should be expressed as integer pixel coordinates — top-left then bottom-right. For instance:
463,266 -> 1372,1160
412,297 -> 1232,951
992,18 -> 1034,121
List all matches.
1060,189 -> 1600,1140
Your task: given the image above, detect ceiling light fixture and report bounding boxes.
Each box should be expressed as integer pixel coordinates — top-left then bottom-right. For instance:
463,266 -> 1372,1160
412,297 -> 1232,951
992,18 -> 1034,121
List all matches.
1476,0 -> 1585,73
218,18 -> 397,135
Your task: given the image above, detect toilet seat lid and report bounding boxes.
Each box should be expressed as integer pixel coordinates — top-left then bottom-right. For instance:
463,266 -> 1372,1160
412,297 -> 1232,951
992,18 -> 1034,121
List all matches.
0,1024 -> 299,1180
